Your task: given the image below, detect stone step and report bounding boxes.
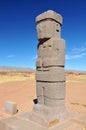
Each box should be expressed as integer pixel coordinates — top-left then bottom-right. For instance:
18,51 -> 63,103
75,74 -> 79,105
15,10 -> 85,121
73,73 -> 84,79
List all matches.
0,115 -> 85,130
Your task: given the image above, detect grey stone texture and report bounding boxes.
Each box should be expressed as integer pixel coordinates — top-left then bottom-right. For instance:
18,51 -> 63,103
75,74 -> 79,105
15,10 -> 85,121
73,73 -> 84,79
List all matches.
36,67 -> 66,82
36,82 -> 65,107
35,10 -> 66,107
0,114 -> 86,130
36,10 -> 63,40
36,82 -> 65,99
29,104 -> 66,127
4,101 -> 17,115
37,38 -> 65,66
0,117 -> 47,130
30,10 -> 68,126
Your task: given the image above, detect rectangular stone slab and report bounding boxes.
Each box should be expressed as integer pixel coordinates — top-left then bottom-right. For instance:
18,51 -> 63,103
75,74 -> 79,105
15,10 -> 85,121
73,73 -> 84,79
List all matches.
44,97 -> 65,107
36,67 -> 66,82
37,96 -> 65,107
0,117 -> 47,130
36,82 -> 65,99
32,104 -> 66,117
37,38 -> 65,66
36,10 -> 62,25
4,101 -> 17,115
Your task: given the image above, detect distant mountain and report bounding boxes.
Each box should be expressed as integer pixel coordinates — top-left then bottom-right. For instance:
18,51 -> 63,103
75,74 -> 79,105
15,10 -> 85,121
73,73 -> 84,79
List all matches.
66,70 -> 86,74
0,66 -> 35,72
0,66 -> 85,74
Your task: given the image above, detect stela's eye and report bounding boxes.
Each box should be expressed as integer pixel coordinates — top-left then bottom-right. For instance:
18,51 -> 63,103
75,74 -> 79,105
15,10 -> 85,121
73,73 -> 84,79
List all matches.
56,29 -> 59,32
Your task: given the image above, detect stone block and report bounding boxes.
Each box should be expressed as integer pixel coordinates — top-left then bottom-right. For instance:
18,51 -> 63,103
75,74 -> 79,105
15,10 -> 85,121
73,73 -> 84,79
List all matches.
36,10 -> 62,25
4,101 -> 17,115
36,67 -> 66,82
44,97 -> 65,107
0,117 -> 47,130
44,83 -> 65,99
29,104 -> 59,127
29,104 -> 69,127
36,84 -> 65,107
42,38 -> 65,58
32,104 -> 66,117
36,10 -> 62,40
36,20 -> 61,40
36,72 -> 65,82
36,81 -> 65,99
37,38 -> 65,66
37,95 -> 65,107
0,114 -> 85,130
43,57 -> 65,67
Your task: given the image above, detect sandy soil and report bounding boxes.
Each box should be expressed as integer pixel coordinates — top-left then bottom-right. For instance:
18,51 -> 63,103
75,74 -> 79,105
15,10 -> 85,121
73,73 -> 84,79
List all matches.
0,80 -> 36,116
0,77 -> 86,118
66,82 -> 86,114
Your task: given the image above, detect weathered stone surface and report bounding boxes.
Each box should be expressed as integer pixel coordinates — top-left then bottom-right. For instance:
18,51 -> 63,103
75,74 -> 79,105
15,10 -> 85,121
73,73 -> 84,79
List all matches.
35,9 -> 66,113
36,10 -> 62,25
29,104 -> 68,127
36,67 -> 66,82
32,104 -> 66,116
4,101 -> 17,115
36,20 -> 61,39
37,38 -> 65,60
0,117 -> 47,130
36,10 -> 62,40
37,95 -> 65,107
44,97 -> 65,107
0,115 -> 85,130
36,72 -> 65,81
36,82 -> 65,99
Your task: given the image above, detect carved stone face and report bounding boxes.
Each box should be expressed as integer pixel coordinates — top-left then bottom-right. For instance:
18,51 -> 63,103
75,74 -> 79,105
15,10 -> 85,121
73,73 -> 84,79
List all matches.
36,20 -> 61,40
37,38 -> 65,68
38,39 -> 62,58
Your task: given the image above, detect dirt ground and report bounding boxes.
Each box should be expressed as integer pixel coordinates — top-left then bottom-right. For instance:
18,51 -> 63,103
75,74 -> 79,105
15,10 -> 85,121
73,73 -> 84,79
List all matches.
66,82 -> 86,114
0,74 -> 86,118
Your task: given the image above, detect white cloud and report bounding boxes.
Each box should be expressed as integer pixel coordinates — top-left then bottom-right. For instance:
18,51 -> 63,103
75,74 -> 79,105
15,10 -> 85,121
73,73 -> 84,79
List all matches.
66,46 -> 86,60
72,47 -> 86,53
7,55 -> 15,58
66,53 -> 86,60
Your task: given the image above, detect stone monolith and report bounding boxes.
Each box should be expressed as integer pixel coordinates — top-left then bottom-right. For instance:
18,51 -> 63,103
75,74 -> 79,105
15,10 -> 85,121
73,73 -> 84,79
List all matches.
29,10 -> 68,127
0,10 -> 85,130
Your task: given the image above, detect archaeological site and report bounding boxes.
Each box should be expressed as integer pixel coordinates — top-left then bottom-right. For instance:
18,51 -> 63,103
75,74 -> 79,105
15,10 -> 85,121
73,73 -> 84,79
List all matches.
0,10 -> 86,130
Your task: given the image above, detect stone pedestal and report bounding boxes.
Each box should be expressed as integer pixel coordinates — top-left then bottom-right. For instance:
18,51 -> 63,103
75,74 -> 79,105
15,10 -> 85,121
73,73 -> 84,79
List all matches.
0,113 -> 86,130
29,104 -> 68,127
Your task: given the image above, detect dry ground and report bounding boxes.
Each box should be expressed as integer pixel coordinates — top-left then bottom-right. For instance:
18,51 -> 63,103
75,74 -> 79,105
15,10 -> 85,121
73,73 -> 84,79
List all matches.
0,72 -> 86,118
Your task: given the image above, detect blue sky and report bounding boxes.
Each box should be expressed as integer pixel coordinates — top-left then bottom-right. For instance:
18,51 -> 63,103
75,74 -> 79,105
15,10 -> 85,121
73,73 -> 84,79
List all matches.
0,0 -> 86,70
